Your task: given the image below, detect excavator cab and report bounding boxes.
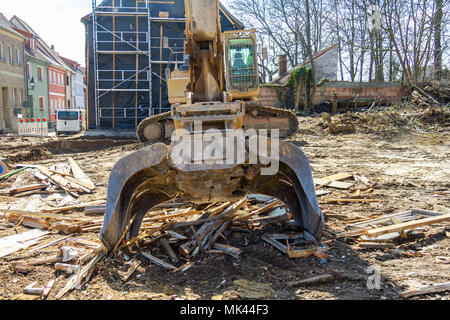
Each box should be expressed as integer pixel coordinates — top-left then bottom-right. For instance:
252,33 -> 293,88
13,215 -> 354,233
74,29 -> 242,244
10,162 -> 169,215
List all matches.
224,30 -> 260,101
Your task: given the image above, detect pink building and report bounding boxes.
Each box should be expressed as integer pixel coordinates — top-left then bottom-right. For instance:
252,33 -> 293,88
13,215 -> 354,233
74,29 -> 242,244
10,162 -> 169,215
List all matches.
47,65 -> 66,122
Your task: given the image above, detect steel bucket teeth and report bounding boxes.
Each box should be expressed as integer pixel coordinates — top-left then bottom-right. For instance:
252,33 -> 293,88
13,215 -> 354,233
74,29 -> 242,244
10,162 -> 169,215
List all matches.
100,141 -> 324,252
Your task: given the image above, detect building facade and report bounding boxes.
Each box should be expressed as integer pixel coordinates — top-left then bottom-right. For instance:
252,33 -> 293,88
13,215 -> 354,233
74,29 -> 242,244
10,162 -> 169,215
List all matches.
61,56 -> 86,110
0,12 -> 26,133
82,0 -> 243,130
47,64 -> 66,122
25,52 -> 49,120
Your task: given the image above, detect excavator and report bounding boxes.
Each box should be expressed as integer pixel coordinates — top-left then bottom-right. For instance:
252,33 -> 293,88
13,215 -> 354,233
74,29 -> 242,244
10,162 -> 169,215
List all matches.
100,0 -> 324,252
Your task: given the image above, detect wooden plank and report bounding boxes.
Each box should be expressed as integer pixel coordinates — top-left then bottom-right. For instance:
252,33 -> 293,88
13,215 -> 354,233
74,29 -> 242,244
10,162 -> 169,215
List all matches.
357,242 -> 395,249
366,213 -> 450,237
322,198 -> 381,204
122,258 -> 142,282
321,173 -> 353,182
314,178 -> 353,190
9,184 -> 48,194
159,237 -> 179,264
41,200 -> 106,213
36,165 -> 81,197
212,243 -> 242,259
68,157 -> 96,190
261,234 -> 287,254
287,248 -> 317,258
399,281 -> 450,298
235,200 -> 282,222
142,251 -> 176,270
0,229 -> 49,259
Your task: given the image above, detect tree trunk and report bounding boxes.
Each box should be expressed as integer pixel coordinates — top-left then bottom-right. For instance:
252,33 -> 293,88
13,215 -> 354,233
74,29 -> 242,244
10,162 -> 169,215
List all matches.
434,0 -> 443,80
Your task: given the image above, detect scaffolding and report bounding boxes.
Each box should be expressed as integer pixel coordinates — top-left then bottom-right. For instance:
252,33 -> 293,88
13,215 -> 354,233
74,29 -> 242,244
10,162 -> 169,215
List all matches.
91,0 -> 185,129
87,0 -> 242,130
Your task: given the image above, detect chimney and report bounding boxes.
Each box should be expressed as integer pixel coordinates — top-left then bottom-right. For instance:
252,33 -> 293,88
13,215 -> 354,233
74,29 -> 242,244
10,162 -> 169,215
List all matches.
278,55 -> 287,78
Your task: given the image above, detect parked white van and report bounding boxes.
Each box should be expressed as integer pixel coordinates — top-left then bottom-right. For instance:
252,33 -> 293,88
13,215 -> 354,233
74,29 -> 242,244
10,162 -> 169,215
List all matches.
56,109 -> 84,135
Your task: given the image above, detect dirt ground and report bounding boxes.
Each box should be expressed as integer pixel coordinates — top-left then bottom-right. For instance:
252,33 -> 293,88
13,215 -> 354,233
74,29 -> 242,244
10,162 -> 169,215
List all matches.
0,106 -> 449,300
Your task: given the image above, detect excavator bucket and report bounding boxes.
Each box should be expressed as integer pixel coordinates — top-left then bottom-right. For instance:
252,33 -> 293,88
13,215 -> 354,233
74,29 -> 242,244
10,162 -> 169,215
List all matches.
100,140 -> 324,252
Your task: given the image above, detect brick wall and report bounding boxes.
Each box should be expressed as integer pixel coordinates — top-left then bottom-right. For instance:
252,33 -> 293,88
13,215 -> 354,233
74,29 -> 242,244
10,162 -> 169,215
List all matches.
259,82 -> 404,108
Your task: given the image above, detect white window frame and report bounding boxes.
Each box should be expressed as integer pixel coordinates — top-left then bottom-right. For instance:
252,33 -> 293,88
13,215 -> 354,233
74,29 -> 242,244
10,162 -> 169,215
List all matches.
12,89 -> 16,106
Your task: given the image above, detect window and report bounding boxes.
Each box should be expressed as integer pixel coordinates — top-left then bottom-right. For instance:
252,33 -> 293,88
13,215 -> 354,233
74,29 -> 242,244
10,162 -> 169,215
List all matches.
66,75 -> 70,86
51,71 -> 55,84
57,111 -> 79,121
51,99 -> 54,112
8,46 -> 13,63
15,48 -> 20,65
30,38 -> 35,50
59,99 -> 62,109
27,63 -> 31,77
12,89 -> 16,106
0,42 -> 3,61
37,67 -> 43,81
39,97 -> 44,110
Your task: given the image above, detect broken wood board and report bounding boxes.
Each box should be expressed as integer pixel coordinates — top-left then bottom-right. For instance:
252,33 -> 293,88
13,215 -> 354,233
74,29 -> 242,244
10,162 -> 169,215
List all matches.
68,157 -> 96,190
357,242 -> 395,249
212,243 -> 242,259
314,178 -> 353,190
287,247 -> 317,258
366,213 -> 450,237
142,251 -> 176,270
399,281 -> 450,298
321,173 -> 353,182
36,165 -> 83,197
322,198 -> 381,204
261,234 -> 287,254
0,229 -> 49,258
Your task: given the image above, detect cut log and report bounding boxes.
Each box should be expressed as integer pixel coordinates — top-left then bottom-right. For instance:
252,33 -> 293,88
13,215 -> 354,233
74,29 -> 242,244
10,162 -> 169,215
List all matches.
399,281 -> 450,298
357,242 -> 395,249
27,254 -> 61,266
212,243 -> 242,259
42,279 -> 56,299
11,262 -> 35,273
54,263 -> 81,274
159,237 -> 179,264
288,274 -> 334,287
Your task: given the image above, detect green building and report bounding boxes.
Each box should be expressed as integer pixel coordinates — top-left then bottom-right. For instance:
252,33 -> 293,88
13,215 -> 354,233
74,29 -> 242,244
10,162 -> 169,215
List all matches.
25,46 -> 49,120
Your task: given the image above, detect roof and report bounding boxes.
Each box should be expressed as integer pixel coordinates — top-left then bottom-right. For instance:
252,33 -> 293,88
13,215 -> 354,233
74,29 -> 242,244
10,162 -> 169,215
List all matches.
0,12 -> 26,39
10,15 -> 71,70
272,43 -> 339,84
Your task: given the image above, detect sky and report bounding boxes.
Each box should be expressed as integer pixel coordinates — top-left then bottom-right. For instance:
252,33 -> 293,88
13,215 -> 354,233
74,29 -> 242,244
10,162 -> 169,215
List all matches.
1,0 -> 236,68
1,0 -> 93,66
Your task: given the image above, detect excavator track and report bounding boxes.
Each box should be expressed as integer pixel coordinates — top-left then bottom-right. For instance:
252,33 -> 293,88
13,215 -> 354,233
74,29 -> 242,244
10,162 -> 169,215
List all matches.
136,104 -> 299,143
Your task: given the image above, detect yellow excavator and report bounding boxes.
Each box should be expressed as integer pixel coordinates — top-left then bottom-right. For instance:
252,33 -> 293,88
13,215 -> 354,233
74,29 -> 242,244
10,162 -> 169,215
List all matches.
100,0 -> 324,251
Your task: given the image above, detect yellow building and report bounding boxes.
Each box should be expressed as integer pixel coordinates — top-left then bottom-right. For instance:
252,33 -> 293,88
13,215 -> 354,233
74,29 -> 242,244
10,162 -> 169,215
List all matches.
0,12 -> 26,133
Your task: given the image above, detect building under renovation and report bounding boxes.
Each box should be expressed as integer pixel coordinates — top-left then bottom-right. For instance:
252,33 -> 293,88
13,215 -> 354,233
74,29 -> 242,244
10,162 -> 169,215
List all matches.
82,0 -> 243,130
